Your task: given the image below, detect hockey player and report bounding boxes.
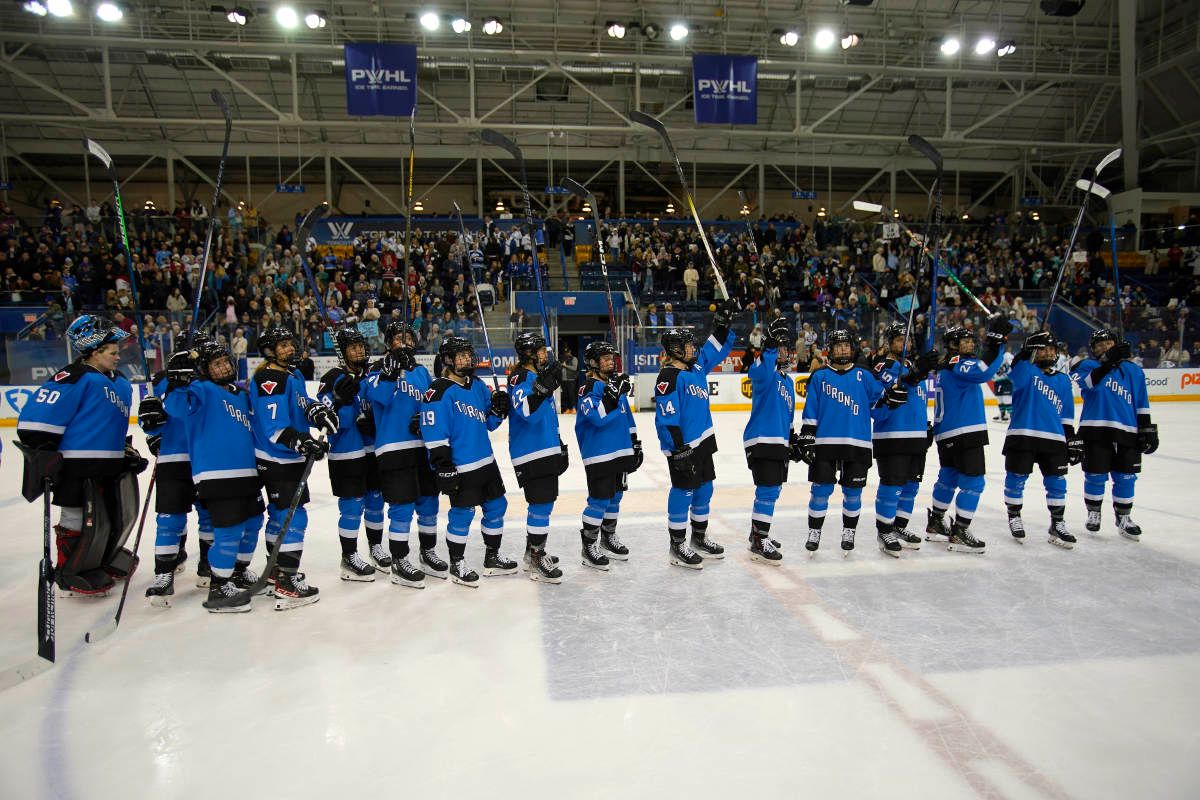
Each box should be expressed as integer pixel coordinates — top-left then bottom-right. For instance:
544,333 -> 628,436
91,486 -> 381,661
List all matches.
364,320 -> 438,587
1071,328 -> 1157,540
575,341 -> 640,571
318,326 -> 390,582
796,329 -> 904,556
506,331 -> 568,584
992,347 -> 1015,421
870,322 -> 941,557
249,326 -> 337,609
168,340 -> 267,612
1001,330 -> 1079,548
927,315 -> 1012,553
17,314 -> 147,596
420,336 -> 515,586
654,300 -> 738,569
742,316 -> 796,564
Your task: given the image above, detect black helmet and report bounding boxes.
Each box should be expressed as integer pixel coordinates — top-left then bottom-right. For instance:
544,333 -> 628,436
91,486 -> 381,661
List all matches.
661,327 -> 697,366
1090,327 -> 1117,352
334,326 -> 369,369
384,319 -> 416,350
196,340 -> 235,385
514,331 -> 547,365
584,341 -> 618,375
258,325 -> 298,364
827,329 -> 855,366
191,330 -> 215,350
438,335 -> 475,378
883,320 -> 908,345
943,325 -> 973,352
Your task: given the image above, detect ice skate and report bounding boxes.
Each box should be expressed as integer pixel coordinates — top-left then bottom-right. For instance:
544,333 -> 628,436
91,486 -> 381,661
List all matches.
600,528 -> 630,561
449,559 -> 479,587
1048,519 -> 1076,549
340,552 -> 376,582
527,547 -> 563,584
145,571 -> 174,608
841,527 -> 856,556
690,532 -> 725,560
482,547 -> 518,577
58,569 -> 113,598
749,534 -> 782,565
1116,514 -> 1141,541
203,578 -> 251,613
925,509 -> 949,542
420,548 -> 449,580
273,571 -> 320,610
1008,514 -> 1026,543
231,565 -> 269,596
195,559 -> 211,588
522,545 -> 559,572
947,523 -> 986,554
893,526 -> 922,550
669,538 -> 704,570
1085,509 -> 1102,533
877,528 -> 902,558
581,539 -> 611,571
368,543 -> 393,572
390,557 -> 425,589
805,528 -> 822,555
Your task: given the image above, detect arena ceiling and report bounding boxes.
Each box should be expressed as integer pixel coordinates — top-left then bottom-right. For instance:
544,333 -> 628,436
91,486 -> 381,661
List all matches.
0,0 -> 1197,212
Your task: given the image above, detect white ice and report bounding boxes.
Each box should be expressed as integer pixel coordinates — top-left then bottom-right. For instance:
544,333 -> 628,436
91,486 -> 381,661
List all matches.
1,406 -> 1199,799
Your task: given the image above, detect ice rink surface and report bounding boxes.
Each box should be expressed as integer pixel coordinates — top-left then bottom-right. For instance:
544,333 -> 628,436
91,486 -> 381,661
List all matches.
1,405 -> 1199,799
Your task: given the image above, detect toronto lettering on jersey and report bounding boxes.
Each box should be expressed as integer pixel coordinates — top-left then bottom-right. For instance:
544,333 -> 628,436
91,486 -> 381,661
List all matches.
452,399 -> 487,424
1104,375 -> 1133,405
822,382 -> 861,416
104,386 -> 129,417
1031,375 -> 1064,415
221,399 -> 252,430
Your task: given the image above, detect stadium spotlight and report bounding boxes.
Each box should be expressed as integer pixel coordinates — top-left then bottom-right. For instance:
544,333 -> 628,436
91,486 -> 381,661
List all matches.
413,200 -> 425,212
22,0 -> 48,14
669,23 -> 688,41
304,11 -> 326,29
974,36 -> 996,55
482,17 -> 503,35
940,37 -> 961,56
495,199 -> 505,212
419,11 -> 439,31
275,5 -> 299,29
606,21 -> 626,39
95,2 -> 122,21
666,201 -> 676,213
581,200 -> 592,213
814,28 -> 836,50
997,40 -> 1017,57
840,33 -> 861,49
226,7 -> 248,24
776,29 -> 799,47
641,23 -> 661,41
45,0 -> 72,16
451,17 -> 470,33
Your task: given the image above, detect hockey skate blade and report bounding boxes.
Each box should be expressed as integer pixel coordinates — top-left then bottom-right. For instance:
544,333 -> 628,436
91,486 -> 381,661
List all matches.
0,657 -> 52,694
1010,535 -> 1026,545
389,575 -> 426,589
697,551 -> 725,560
601,549 -> 629,562
481,565 -> 518,577
669,557 -> 704,570
148,595 -> 173,609
528,571 -> 563,585
877,544 -> 901,559
450,575 -> 479,588
1119,531 -> 1141,542
60,588 -> 110,599
925,533 -> 949,543
205,602 -> 251,614
339,569 -> 377,583
946,543 -> 986,554
580,557 -> 611,572
898,540 -> 921,550
195,576 -> 211,588
274,594 -> 319,611
421,567 -> 449,580
750,552 -> 783,566
1047,536 -> 1075,550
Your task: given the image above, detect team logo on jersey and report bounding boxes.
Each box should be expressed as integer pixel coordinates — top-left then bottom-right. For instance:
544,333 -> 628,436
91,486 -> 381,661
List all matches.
948,356 -> 960,365
578,384 -> 587,397
54,370 -> 70,382
260,380 -> 278,394
423,388 -> 436,402
655,381 -> 670,395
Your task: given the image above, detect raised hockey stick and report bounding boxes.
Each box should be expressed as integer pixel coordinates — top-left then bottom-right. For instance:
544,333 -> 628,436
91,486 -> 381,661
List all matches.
1042,148 -> 1123,328
1077,179 -> 1125,337
0,473 -> 55,692
735,190 -> 765,273
907,134 -> 944,352
188,90 -> 233,346
401,108 -> 417,328
560,177 -> 619,356
452,200 -> 502,390
480,129 -> 552,345
629,110 -> 730,301
291,203 -> 339,359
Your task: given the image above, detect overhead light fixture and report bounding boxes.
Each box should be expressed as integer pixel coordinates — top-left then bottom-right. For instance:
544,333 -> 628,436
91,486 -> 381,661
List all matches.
666,201 -> 676,213
95,1 -> 122,21
606,21 -> 626,39
997,40 -> 1016,57
275,5 -> 299,28
482,16 -> 502,35
451,16 -> 470,33
940,37 -> 961,56
776,29 -> 799,47
581,201 -> 592,213
641,22 -> 661,41
893,209 -> 900,218
817,207 -> 827,217
961,213 -> 970,220
495,199 -> 505,211
413,200 -> 425,212
814,28 -> 836,50
419,11 -> 439,31
304,10 -> 326,29
974,36 -> 996,55
22,0 -> 48,15
740,205 -> 750,216
840,33 -> 861,49
226,7 -> 248,24
669,23 -> 688,41
45,0 -> 72,16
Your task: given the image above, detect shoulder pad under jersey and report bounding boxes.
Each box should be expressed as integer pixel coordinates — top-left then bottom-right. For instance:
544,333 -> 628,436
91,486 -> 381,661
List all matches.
49,362 -> 87,385
423,377 -> 455,403
253,367 -> 292,396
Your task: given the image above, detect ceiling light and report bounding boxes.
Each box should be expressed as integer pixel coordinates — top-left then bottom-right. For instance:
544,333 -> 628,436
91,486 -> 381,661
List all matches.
419,11 -> 439,31
581,201 -> 592,213
740,205 -> 750,216
606,21 -> 626,39
275,5 -> 299,28
226,7 -> 248,24
840,33 -> 861,49
413,200 -> 425,212
482,16 -> 502,35
817,207 -> 827,218
997,40 -> 1017,57
45,0 -> 72,17
641,22 -> 660,41
814,28 -> 836,50
940,37 -> 961,56
974,36 -> 995,55
95,1 -> 122,21
666,201 -> 676,213
451,16 -> 470,33
961,213 -> 970,220
893,209 -> 900,218
669,23 -> 688,41
304,11 -> 326,29
777,30 -> 799,47
495,199 -> 505,211
22,0 -> 48,15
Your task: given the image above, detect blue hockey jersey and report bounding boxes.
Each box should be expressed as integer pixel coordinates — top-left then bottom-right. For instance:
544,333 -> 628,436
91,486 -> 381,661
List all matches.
1071,358 -> 1151,444
17,362 -> 132,475
575,376 -> 637,469
933,349 -> 1005,445
317,367 -> 372,462
364,364 -> 431,469
801,364 -> 885,461
871,356 -> 929,450
420,376 -> 503,474
654,331 -> 734,455
177,378 -> 259,498
249,366 -> 312,465
743,347 -> 795,459
142,374 -> 190,466
507,367 -> 561,467
1005,359 -> 1074,445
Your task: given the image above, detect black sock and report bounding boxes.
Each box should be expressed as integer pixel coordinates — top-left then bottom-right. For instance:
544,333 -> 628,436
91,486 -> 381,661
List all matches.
875,520 -> 891,534
482,533 -> 502,551
419,532 -> 437,551
894,514 -> 910,531
527,533 -> 548,550
1114,502 -> 1133,517
808,516 -> 825,530
198,538 -> 212,564
600,519 -> 617,534
447,540 -> 466,562
365,526 -> 383,547
278,550 -> 301,572
842,515 -> 859,530
390,539 -> 410,560
691,520 -> 709,539
1085,500 -> 1102,512
669,527 -> 687,544
339,535 -> 357,557
1006,504 -> 1022,518
954,516 -> 972,530
581,524 -> 599,543
153,555 -> 175,574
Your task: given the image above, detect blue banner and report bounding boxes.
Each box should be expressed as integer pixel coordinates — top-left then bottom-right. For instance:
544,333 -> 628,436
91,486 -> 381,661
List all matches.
344,43 -> 417,117
692,54 -> 757,125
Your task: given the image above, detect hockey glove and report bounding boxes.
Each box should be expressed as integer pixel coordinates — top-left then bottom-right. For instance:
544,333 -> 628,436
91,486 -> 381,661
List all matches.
533,362 -> 563,397
986,314 -> 1013,340
712,298 -> 740,341
436,467 -> 461,496
1139,423 -> 1159,455
137,395 -> 167,431
488,389 -> 511,420
1102,341 -> 1133,366
631,436 -> 644,471
15,441 -> 63,502
926,423 -> 936,450
305,400 -> 339,435
788,431 -> 804,463
166,349 -> 197,389
883,383 -> 908,409
669,445 -> 697,477
1066,427 -> 1084,466
604,373 -> 633,407
408,414 -> 422,437
332,373 -> 361,406
794,427 -> 817,465
904,350 -> 941,384
558,441 -> 570,474
295,434 -> 329,460
124,443 -> 149,475
355,408 -> 375,439
146,433 -> 162,457
766,316 -> 790,348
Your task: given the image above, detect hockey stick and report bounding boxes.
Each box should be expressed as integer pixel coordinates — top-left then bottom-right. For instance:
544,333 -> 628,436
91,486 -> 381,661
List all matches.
629,111 -> 731,301
0,473 -> 55,692
452,200 -> 502,390
561,177 -> 619,359
84,472 -> 154,644
188,90 -> 233,346
735,189 -> 765,276
1077,179 -> 1125,337
1042,148 -> 1123,328
907,134 -> 944,353
480,129 -> 552,345
291,203 -> 338,360
401,108 -> 417,328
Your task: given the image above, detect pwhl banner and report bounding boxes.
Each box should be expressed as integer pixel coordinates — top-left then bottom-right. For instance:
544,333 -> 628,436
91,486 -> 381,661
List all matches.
344,43 -> 417,116
692,54 -> 757,124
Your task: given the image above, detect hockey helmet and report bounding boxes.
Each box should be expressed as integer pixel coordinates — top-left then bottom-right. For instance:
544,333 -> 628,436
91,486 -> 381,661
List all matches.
827,329 -> 856,366
514,331 -> 548,367
438,335 -> 476,378
258,325 -> 299,365
661,327 -> 697,366
943,325 -> 974,354
384,318 -> 417,351
584,341 -> 619,375
196,340 -> 235,385
67,314 -> 129,356
1089,327 -> 1117,355
334,325 -> 369,369
883,320 -> 908,348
